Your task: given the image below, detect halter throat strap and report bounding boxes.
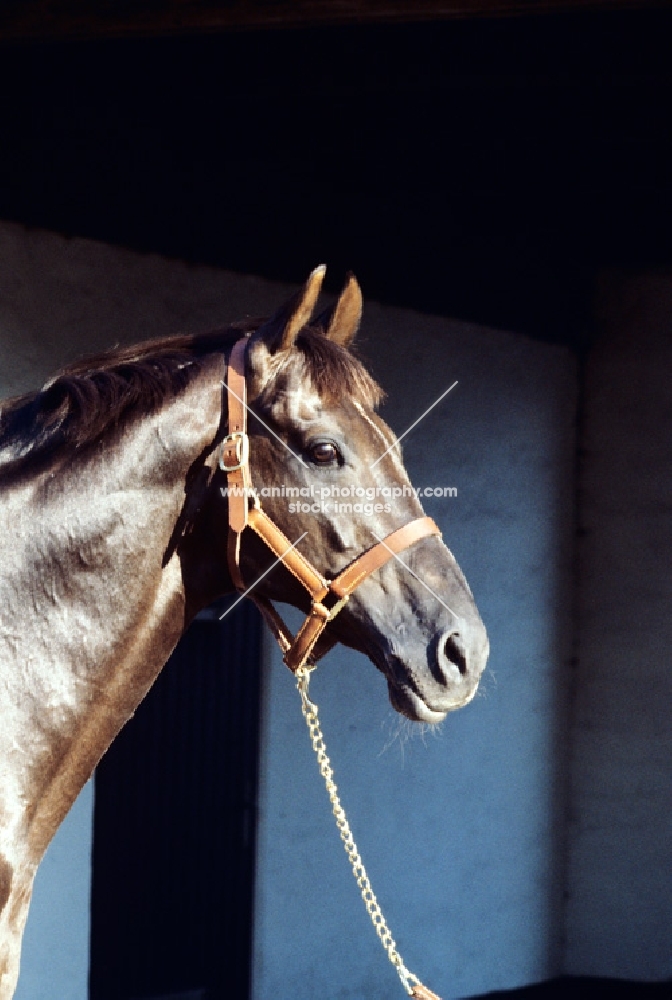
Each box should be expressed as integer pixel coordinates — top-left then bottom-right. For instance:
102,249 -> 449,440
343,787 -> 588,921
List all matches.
220,336 -> 441,673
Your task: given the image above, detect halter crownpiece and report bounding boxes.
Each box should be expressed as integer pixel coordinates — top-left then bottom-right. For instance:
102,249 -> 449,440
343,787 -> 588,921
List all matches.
220,334 -> 442,674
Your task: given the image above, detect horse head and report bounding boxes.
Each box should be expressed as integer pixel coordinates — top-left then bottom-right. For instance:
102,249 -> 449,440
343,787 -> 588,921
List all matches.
189,268 -> 489,723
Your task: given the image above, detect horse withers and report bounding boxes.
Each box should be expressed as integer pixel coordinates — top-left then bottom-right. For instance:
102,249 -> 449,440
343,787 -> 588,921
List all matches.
0,267 -> 488,997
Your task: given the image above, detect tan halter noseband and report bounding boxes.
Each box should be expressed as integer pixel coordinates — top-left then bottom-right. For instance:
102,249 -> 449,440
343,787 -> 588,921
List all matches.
220,335 -> 442,674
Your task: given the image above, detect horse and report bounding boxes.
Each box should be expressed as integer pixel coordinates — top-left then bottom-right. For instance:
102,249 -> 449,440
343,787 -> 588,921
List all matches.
0,266 -> 489,997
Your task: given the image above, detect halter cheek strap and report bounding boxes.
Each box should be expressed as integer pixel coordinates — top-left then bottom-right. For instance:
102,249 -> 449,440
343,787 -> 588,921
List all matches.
221,336 -> 251,591
220,336 -> 442,674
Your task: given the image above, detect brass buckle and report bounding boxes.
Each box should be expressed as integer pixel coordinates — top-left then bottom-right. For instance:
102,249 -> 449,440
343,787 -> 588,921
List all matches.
219,431 -> 249,472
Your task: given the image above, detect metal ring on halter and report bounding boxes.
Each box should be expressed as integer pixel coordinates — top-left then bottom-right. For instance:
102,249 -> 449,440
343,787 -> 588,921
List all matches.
218,430 -> 249,472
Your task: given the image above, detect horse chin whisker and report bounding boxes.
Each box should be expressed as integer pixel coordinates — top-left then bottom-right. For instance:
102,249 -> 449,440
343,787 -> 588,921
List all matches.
378,714 -> 414,764
378,712 -> 444,764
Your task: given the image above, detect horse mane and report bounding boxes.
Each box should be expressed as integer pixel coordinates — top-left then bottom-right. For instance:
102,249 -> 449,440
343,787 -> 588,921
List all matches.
0,322 -> 382,480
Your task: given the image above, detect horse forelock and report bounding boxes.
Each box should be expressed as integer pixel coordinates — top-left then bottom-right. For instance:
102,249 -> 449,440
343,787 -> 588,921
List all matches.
0,321 -> 382,481
258,325 -> 383,411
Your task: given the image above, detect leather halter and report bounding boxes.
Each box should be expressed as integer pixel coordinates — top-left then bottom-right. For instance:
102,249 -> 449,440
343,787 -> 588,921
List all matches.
220,335 -> 442,673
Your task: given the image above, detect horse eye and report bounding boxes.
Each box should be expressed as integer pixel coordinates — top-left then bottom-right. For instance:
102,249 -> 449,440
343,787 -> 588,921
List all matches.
309,441 -> 339,465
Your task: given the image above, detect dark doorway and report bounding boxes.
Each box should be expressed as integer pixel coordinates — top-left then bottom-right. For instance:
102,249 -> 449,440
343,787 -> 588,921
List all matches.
90,600 -> 262,1000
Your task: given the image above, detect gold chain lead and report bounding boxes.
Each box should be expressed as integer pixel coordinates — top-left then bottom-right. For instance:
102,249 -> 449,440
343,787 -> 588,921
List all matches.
295,666 -> 441,1000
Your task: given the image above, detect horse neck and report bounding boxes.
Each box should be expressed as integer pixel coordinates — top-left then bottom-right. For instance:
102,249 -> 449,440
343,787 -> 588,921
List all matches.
0,362 -> 222,865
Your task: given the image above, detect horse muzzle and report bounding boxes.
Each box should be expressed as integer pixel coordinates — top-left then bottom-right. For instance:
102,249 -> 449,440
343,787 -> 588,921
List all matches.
386,621 -> 489,723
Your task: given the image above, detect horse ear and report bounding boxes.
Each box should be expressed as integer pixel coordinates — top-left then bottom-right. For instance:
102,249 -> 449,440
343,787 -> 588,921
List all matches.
255,265 -> 326,354
315,273 -> 362,348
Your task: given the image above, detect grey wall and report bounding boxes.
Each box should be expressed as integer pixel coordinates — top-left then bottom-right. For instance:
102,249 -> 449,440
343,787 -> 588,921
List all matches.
13,783 -> 93,1000
0,220 -> 290,400
253,305 -> 577,999
565,272 -> 672,980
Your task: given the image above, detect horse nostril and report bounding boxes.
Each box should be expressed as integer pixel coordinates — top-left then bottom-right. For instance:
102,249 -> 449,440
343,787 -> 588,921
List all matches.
438,630 -> 468,678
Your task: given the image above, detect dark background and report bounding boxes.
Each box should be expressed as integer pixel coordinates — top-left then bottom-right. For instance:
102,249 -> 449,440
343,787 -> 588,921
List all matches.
1,8 -> 671,352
